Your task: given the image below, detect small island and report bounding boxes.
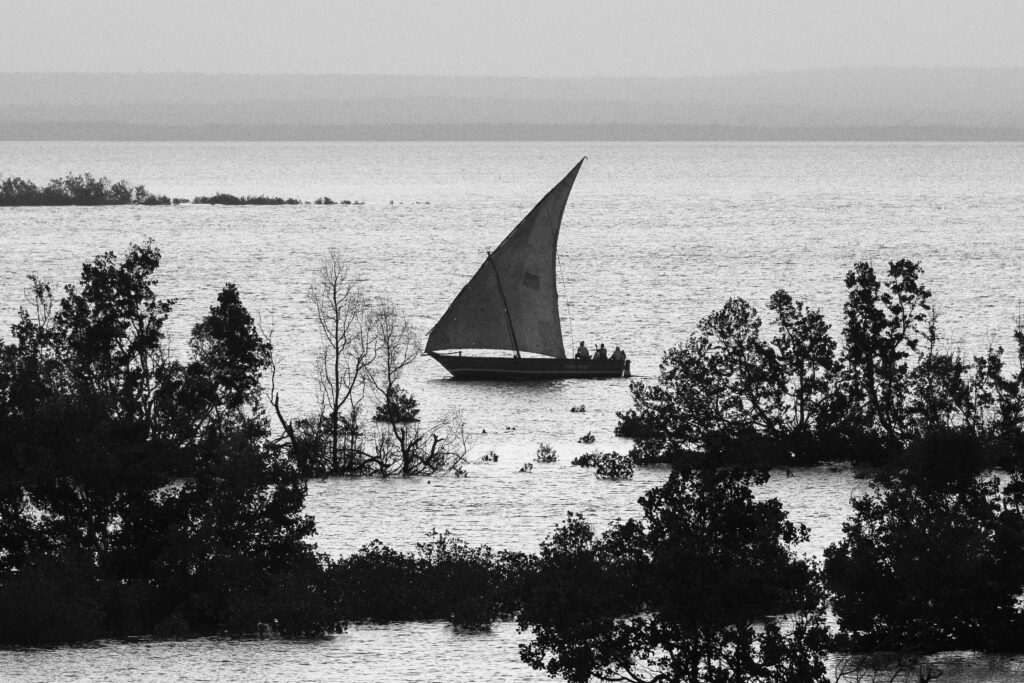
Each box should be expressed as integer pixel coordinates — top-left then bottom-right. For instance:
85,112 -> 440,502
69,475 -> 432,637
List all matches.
0,173 -> 363,206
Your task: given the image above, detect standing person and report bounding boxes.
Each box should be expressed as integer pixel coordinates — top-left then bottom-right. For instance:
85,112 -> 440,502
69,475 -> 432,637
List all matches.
575,341 -> 591,360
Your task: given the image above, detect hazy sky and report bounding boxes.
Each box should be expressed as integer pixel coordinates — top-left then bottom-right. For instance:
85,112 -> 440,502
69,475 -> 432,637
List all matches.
2,0 -> 1023,77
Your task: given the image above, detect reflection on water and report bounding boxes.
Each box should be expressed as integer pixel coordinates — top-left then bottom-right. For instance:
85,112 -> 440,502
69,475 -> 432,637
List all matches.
4,623 -> 1024,683
2,141 -> 1024,680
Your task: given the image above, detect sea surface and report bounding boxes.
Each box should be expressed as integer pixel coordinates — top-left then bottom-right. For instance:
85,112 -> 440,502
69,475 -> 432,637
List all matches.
1,141 -> 1024,681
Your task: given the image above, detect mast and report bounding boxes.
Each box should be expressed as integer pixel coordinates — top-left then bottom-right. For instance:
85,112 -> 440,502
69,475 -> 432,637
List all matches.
487,251 -> 521,358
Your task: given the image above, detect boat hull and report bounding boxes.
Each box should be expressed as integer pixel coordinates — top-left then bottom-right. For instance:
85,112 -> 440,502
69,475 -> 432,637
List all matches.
429,352 -> 630,380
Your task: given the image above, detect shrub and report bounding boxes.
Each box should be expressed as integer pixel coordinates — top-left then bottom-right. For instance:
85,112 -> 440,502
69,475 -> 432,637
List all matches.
535,443 -> 557,463
518,469 -> 829,683
594,451 -> 634,480
372,385 -> 420,423
329,533 -> 532,630
824,465 -> 1024,652
570,451 -> 600,467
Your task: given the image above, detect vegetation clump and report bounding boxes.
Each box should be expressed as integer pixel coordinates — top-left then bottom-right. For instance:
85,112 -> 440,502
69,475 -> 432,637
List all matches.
517,468 -> 830,683
618,259 -> 1024,468
271,250 -> 467,478
0,173 -> 173,205
535,443 -> 558,463
570,450 -> 634,479
824,443 -> 1024,653
593,451 -> 634,479
193,193 -> 302,205
372,385 -> 420,423
331,532 -> 532,630
570,451 -> 600,467
0,242 -> 338,644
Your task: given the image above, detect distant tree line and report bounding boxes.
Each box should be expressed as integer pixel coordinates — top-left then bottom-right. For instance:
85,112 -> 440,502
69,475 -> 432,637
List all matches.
0,173 -> 176,205
618,259 -> 1024,469
192,193 -> 302,205
0,173 -> 363,206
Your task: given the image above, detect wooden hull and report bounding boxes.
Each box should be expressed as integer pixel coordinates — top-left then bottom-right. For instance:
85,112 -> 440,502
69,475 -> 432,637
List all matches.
429,352 -> 630,380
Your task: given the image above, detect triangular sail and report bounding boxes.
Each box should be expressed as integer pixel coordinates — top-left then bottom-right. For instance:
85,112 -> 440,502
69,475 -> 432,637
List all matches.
426,159 -> 584,359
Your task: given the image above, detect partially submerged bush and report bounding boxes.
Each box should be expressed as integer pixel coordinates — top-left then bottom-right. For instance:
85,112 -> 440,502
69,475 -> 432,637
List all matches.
570,451 -> 634,479
535,443 -> 558,463
570,451 -> 600,467
372,385 -> 420,423
825,463 -> 1024,652
330,532 -> 532,630
594,451 -> 634,480
518,468 -> 829,682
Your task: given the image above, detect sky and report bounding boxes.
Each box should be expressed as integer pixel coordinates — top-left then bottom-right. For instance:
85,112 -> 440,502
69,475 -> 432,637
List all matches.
1,0 -> 1023,77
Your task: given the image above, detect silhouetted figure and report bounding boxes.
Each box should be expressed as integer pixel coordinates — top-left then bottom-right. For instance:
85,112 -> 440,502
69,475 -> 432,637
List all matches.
595,344 -> 608,360
611,346 -> 626,362
575,341 -> 591,360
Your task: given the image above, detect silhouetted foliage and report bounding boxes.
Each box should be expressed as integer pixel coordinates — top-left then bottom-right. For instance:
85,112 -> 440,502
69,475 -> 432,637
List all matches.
535,442 -> 558,463
373,385 -> 420,423
330,532 -> 532,630
192,193 -> 303,205
824,455 -> 1024,653
0,242 -> 334,644
0,173 -> 172,205
570,451 -> 600,467
618,260 -> 1024,468
593,451 -> 634,480
271,249 -> 465,477
517,468 -> 830,683
570,451 -> 634,479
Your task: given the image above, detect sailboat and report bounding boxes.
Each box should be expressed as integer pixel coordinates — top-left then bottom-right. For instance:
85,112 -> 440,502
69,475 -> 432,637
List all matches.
426,158 -> 630,380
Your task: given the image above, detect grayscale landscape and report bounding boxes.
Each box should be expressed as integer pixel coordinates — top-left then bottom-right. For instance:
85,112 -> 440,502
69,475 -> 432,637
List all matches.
3,2 -> 1024,682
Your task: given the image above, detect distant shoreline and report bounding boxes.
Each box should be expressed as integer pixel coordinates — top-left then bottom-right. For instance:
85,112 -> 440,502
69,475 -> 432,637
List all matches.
6,69 -> 1024,142
4,123 -> 1024,142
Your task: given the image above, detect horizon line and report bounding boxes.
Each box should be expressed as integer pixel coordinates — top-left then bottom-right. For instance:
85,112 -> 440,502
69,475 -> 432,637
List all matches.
3,66 -> 1024,80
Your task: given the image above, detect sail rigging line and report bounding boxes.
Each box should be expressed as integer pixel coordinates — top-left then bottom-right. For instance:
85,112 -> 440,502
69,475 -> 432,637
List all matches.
487,251 -> 521,358
558,254 -> 574,352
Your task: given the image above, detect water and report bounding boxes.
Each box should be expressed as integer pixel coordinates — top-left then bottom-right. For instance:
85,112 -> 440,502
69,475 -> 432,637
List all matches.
2,141 -> 1024,680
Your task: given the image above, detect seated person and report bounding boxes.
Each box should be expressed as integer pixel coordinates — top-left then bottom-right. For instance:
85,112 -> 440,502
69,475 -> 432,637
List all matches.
575,341 -> 591,360
595,343 -> 608,360
610,346 -> 626,362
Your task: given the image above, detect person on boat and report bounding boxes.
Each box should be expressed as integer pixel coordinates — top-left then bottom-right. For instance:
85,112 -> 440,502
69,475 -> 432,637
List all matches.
595,344 -> 608,360
611,346 -> 626,362
575,341 -> 591,360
